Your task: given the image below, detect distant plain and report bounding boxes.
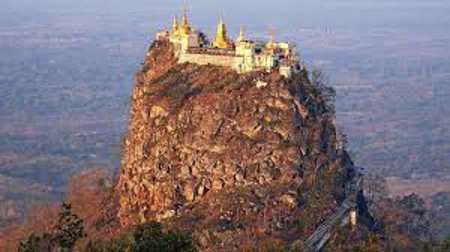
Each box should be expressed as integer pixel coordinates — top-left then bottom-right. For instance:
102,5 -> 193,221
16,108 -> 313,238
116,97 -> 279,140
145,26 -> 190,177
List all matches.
1,0 -> 449,226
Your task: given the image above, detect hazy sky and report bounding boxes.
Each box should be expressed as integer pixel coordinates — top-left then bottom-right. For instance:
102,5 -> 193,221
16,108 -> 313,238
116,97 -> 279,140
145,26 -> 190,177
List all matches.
2,0 -> 450,30
3,0 -> 450,10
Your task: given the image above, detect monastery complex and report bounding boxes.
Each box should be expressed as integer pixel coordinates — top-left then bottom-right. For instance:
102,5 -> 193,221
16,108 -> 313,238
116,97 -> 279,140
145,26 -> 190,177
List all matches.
156,7 -> 303,78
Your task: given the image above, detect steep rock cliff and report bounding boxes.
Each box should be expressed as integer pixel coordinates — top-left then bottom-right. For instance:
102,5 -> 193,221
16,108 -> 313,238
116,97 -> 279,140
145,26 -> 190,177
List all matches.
117,39 -> 356,249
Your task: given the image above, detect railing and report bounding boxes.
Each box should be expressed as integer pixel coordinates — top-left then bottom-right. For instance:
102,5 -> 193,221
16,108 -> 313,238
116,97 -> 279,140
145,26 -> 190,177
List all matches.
302,169 -> 362,251
304,198 -> 356,250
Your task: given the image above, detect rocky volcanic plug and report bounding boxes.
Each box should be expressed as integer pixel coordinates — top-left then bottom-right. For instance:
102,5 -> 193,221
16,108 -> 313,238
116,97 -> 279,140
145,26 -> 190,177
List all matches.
117,39 -> 357,249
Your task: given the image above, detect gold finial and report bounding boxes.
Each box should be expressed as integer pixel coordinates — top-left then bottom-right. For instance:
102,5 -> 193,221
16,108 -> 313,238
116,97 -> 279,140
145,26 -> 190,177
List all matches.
237,26 -> 245,42
180,0 -> 190,34
219,12 -> 225,24
268,26 -> 275,42
172,14 -> 179,30
267,26 -> 275,48
182,0 -> 188,27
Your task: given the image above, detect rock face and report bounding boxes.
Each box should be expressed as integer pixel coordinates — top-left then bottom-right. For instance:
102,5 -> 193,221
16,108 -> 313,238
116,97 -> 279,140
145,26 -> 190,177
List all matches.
117,39 -> 356,249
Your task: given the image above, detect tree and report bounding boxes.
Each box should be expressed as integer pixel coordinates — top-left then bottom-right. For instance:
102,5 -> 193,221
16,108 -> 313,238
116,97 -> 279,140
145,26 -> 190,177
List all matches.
86,221 -> 197,252
18,202 -> 86,251
18,233 -> 53,252
310,68 -> 327,89
438,236 -> 450,252
397,193 -> 426,215
53,202 -> 86,251
133,221 -> 196,252
336,130 -> 348,150
85,232 -> 134,252
309,68 -> 336,115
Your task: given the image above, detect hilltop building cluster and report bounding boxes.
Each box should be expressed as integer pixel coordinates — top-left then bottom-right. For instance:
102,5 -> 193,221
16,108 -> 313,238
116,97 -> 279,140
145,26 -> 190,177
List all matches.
156,8 -> 303,78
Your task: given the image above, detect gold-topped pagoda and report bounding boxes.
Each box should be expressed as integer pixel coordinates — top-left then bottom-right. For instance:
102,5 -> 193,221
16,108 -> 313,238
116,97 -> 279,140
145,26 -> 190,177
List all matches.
236,26 -> 246,43
212,19 -> 232,49
179,6 -> 190,34
171,15 -> 179,31
155,6 -> 303,78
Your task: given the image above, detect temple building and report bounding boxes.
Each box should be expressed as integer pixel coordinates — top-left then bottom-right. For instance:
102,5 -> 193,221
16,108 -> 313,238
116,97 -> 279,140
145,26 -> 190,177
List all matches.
155,7 -> 303,78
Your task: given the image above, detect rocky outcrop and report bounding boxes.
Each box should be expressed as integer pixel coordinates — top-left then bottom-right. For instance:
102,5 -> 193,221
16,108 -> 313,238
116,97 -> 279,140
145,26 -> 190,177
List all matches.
117,39 -> 356,250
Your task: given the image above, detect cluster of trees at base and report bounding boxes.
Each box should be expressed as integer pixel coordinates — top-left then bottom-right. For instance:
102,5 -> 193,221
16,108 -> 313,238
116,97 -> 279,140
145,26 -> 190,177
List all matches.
19,202 -> 197,252
86,221 -> 196,252
19,202 -> 85,252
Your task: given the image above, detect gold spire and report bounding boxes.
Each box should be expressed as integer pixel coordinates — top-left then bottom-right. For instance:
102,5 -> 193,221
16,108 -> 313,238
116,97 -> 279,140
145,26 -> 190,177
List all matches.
213,17 -> 232,49
266,26 -> 275,49
172,14 -> 179,31
181,1 -> 189,28
180,1 -> 190,33
237,26 -> 245,42
182,6 -> 188,26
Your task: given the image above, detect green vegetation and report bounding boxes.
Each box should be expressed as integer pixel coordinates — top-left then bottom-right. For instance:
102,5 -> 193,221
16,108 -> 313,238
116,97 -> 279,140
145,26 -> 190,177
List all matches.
19,202 -> 86,252
18,233 -> 53,252
54,202 -> 86,250
86,221 -> 197,252
161,83 -> 192,99
19,202 -> 197,252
